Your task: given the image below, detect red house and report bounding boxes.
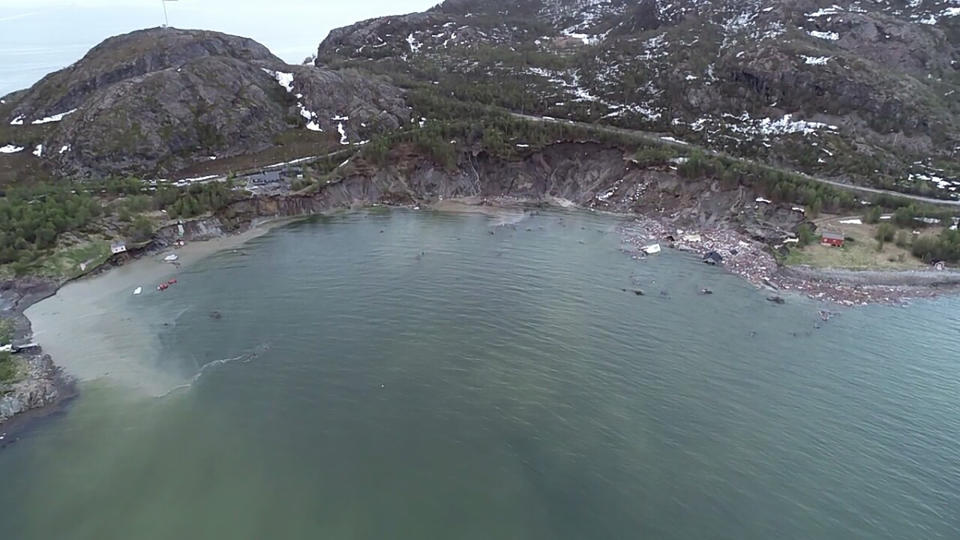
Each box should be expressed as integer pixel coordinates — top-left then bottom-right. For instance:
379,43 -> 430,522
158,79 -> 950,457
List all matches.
821,231 -> 845,247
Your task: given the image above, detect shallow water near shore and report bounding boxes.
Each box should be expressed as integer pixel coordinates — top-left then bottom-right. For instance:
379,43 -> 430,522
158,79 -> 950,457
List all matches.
2,209 -> 960,539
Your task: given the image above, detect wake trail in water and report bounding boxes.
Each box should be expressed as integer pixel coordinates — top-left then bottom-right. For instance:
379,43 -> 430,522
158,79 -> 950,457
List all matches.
158,343 -> 272,398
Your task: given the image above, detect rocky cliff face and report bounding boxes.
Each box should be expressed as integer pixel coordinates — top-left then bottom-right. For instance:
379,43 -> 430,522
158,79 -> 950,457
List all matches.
317,0 -> 960,198
0,354 -> 74,427
0,279 -> 74,428
214,142 -> 801,243
1,28 -> 410,178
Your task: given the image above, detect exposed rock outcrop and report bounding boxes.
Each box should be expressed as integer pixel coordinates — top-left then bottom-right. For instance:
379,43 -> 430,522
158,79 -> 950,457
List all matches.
208,142 -> 802,244
1,279 -> 74,428
2,28 -> 410,178
0,354 -> 74,426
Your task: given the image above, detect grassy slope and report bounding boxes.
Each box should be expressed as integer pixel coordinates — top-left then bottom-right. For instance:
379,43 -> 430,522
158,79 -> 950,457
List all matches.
784,216 -> 939,270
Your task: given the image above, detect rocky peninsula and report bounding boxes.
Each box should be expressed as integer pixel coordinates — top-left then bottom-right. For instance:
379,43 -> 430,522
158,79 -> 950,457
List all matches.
0,279 -> 75,430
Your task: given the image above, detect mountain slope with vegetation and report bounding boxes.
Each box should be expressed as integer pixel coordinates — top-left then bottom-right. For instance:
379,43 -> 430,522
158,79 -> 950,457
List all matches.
0,28 -> 411,180
316,0 -> 960,199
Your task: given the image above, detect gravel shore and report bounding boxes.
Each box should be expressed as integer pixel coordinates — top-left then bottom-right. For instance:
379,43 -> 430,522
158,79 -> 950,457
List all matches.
620,217 -> 960,306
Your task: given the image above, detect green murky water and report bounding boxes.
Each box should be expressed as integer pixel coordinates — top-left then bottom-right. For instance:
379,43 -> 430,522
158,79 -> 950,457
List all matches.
2,210 -> 959,539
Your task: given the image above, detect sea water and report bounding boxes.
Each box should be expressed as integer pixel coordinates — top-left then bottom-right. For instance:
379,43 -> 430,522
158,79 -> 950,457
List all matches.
2,210 -> 959,539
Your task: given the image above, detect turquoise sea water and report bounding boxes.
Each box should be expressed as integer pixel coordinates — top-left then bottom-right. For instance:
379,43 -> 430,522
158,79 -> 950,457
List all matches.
2,210 -> 959,539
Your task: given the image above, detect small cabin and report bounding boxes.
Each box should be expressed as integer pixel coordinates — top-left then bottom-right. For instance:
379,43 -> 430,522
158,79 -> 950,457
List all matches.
820,232 -> 844,248
110,242 -> 127,255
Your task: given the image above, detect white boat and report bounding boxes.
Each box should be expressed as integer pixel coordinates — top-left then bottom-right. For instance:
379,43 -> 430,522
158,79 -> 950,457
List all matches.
133,287 -> 142,295
164,254 -> 179,262
642,243 -> 662,255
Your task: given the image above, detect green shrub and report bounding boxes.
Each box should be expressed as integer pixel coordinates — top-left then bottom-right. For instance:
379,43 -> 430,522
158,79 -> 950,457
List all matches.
0,318 -> 13,345
911,229 -> 960,262
128,216 -> 154,243
876,223 -> 896,243
0,351 -> 16,383
863,206 -> 882,224
797,224 -> 815,247
894,230 -> 910,249
634,146 -> 679,167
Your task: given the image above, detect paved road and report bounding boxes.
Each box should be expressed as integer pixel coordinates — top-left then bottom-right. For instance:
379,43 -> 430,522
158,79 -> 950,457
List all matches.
512,113 -> 960,209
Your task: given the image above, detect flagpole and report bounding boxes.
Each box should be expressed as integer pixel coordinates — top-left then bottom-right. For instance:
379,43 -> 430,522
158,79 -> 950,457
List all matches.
162,0 -> 169,27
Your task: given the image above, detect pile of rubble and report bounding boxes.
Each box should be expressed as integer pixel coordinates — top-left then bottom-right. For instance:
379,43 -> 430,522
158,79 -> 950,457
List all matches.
620,218 -> 778,288
619,218 -> 950,306
772,276 -> 940,307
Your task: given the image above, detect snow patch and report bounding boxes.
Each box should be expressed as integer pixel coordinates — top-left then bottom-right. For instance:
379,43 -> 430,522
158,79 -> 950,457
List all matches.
32,144 -> 42,157
0,144 -> 24,154
267,70 -> 295,93
725,112 -> 838,137
406,33 -> 422,53
802,55 -> 831,65
809,30 -> 840,40
806,6 -> 844,18
31,108 -> 77,124
263,68 -> 323,132
910,172 -> 960,191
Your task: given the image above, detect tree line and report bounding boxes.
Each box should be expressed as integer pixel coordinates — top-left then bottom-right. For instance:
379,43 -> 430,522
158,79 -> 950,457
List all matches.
0,178 -> 244,270
0,185 -> 102,265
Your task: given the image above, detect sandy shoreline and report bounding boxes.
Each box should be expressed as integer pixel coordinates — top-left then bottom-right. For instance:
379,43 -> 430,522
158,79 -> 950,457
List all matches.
0,216 -> 298,434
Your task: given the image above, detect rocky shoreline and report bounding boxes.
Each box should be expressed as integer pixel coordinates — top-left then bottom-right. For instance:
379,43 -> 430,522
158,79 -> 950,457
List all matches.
1,177 -> 957,430
0,279 -> 77,434
621,217 -> 960,306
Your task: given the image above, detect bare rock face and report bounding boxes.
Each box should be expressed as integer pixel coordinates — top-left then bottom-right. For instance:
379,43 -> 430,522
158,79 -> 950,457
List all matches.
0,279 -> 73,427
3,28 -> 410,178
318,12 -> 448,58
0,354 -> 73,425
9,29 -> 280,121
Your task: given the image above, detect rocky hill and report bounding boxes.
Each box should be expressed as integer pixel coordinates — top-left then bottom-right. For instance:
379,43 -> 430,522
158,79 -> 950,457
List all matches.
0,28 -> 410,179
317,0 -> 960,199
